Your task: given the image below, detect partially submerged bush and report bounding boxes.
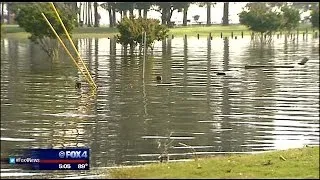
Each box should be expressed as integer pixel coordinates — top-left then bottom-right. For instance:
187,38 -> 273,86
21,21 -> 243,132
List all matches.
116,16 -> 169,51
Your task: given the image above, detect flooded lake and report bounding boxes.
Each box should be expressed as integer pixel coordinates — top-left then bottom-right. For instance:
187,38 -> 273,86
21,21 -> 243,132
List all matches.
1,35 -> 319,178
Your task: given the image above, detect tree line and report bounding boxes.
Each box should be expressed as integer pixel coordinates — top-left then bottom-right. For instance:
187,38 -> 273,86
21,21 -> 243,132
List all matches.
2,2 -> 232,27
1,2 -> 318,28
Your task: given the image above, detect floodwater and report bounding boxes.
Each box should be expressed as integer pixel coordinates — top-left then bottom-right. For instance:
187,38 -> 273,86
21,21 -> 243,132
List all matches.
1,35 -> 319,178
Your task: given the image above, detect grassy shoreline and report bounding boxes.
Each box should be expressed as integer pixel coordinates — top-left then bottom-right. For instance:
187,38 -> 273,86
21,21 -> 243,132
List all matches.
1,24 -> 318,39
106,146 -> 319,179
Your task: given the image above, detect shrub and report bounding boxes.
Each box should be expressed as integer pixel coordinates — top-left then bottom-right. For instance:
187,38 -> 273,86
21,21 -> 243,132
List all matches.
116,16 -> 169,51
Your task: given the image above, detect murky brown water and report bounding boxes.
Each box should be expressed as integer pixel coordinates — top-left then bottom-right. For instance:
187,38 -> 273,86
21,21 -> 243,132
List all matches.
1,35 -> 319,178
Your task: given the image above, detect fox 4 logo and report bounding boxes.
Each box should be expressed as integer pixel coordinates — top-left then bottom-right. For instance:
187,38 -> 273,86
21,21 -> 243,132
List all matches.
66,150 -> 88,159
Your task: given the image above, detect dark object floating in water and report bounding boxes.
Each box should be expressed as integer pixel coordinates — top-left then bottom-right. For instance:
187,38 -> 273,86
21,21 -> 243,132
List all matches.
298,57 -> 309,65
75,82 -> 81,89
244,65 -> 295,69
245,57 -> 309,69
156,75 -> 162,81
216,72 -> 226,75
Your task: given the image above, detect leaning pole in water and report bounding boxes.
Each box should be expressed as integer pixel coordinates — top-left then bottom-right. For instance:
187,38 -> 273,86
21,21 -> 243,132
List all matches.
143,31 -> 147,80
142,31 -> 148,115
41,2 -> 97,94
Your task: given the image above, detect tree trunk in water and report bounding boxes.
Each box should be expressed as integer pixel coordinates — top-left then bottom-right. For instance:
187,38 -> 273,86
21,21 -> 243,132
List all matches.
94,2 -> 99,27
182,7 -> 188,26
166,8 -> 174,27
7,3 -> 11,24
84,2 -> 87,25
161,8 -> 167,25
112,8 -> 116,26
91,3 -> 94,26
143,8 -> 147,19
87,2 -> 92,27
129,43 -> 134,55
81,2 -> 85,26
109,9 -> 113,27
138,9 -> 142,18
222,2 -> 229,26
206,3 -> 211,26
1,2 -> 4,24
90,3 -> 94,26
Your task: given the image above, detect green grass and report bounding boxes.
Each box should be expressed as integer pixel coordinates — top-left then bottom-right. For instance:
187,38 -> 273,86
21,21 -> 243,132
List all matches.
107,146 -> 319,179
1,24 -> 318,39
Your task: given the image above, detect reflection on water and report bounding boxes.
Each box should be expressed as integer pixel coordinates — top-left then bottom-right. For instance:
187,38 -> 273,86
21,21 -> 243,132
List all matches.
1,35 -> 319,178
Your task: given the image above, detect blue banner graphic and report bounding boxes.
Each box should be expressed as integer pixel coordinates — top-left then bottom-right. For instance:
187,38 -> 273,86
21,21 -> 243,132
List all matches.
7,148 -> 90,170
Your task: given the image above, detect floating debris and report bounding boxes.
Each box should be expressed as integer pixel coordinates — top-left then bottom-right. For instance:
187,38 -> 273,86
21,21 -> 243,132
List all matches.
298,57 -> 309,65
216,72 -> 226,76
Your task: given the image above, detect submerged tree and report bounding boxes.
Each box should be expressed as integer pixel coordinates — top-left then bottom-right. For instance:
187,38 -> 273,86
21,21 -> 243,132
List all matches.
279,5 -> 300,33
14,3 -> 77,59
239,3 -> 282,42
116,16 -> 169,53
239,3 -> 301,43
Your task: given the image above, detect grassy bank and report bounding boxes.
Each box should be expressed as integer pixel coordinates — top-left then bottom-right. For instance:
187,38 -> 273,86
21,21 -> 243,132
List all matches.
107,146 -> 319,179
1,24 -> 318,39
